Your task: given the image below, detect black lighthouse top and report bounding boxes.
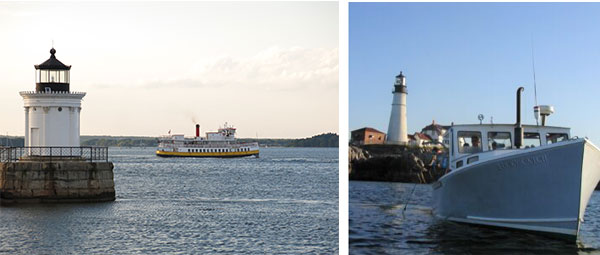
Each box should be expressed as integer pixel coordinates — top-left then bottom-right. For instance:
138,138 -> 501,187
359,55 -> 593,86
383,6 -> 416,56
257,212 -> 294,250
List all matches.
34,48 -> 71,92
393,71 -> 407,94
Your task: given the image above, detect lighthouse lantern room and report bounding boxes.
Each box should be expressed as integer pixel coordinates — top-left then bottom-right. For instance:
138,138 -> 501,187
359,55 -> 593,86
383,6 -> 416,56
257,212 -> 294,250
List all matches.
21,48 -> 85,147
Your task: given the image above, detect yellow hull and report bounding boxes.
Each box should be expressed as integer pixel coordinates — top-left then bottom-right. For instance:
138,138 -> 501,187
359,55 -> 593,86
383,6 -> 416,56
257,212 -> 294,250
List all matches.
155,150 -> 259,158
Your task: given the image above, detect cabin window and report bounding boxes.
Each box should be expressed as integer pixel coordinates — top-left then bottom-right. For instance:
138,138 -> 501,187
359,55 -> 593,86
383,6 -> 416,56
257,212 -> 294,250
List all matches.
457,131 -> 482,154
467,156 -> 479,164
488,132 -> 512,150
524,133 -> 541,148
546,133 -> 568,144
456,160 -> 463,168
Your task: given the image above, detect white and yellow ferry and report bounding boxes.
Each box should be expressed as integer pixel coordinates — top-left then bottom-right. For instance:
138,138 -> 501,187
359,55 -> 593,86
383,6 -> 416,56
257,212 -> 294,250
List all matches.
156,123 -> 259,158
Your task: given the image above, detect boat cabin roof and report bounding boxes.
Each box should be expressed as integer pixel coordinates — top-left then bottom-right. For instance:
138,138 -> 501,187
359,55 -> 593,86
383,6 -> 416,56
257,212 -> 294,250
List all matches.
446,123 -> 570,165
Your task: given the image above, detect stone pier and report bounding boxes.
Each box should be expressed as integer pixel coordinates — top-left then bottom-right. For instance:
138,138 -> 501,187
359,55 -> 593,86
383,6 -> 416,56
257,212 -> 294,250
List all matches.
0,160 -> 115,204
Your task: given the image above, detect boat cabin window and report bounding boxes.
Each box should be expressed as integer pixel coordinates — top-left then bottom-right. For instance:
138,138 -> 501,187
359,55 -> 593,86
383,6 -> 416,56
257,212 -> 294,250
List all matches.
546,133 -> 568,144
456,160 -> 463,168
467,156 -> 479,164
457,131 -> 482,154
488,132 -> 512,150
523,132 -> 541,148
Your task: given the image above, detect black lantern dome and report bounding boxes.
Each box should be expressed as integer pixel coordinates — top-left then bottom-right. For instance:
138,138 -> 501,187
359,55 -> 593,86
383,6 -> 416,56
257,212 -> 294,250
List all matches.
393,71 -> 407,94
34,48 -> 71,92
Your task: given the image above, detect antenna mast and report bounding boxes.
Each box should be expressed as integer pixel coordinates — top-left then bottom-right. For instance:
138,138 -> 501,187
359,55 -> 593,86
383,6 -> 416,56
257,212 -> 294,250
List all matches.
531,36 -> 539,125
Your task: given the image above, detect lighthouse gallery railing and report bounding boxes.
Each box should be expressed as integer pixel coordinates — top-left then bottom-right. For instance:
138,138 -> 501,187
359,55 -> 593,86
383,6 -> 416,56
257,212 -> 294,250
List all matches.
0,146 -> 108,162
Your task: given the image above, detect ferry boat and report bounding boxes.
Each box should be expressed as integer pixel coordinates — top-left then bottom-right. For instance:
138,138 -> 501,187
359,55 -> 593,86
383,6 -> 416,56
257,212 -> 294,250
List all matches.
432,87 -> 600,239
156,123 -> 259,158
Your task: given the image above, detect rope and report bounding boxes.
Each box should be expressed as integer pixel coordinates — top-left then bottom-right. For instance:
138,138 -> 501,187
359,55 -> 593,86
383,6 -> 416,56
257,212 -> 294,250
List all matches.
402,182 -> 418,218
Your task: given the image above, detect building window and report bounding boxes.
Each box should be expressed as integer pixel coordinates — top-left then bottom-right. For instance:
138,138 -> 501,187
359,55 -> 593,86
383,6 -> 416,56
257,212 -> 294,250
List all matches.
58,107 -> 62,112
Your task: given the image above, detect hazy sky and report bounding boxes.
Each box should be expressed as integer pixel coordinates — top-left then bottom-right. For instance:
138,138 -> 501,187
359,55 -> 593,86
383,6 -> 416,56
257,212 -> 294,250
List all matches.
350,3 -> 600,144
0,2 -> 338,138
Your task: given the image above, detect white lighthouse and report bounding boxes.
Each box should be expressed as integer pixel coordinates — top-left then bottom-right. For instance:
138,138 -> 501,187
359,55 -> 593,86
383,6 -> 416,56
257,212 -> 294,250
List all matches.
386,71 -> 408,144
20,48 -> 85,147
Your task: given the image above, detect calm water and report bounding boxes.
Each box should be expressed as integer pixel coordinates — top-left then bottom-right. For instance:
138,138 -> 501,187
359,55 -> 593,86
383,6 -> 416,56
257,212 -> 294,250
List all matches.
350,181 -> 600,254
0,147 -> 338,254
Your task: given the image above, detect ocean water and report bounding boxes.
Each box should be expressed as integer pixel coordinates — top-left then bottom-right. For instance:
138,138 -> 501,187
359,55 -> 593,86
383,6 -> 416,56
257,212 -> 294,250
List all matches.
350,181 -> 600,254
0,147 -> 338,254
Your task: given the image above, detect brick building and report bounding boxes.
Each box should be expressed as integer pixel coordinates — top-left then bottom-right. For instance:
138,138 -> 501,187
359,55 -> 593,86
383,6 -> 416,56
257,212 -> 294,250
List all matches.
351,127 -> 386,145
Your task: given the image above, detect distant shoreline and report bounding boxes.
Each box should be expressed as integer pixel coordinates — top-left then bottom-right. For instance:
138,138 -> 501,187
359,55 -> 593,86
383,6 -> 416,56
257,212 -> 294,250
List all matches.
0,133 -> 339,148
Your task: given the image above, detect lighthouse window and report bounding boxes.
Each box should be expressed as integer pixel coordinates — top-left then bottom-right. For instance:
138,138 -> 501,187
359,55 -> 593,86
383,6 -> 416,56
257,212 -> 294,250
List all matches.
58,107 -> 62,112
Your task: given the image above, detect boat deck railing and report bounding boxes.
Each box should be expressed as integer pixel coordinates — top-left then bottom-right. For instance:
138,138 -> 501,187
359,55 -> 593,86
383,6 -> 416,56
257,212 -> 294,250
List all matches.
0,146 -> 108,163
158,141 -> 259,149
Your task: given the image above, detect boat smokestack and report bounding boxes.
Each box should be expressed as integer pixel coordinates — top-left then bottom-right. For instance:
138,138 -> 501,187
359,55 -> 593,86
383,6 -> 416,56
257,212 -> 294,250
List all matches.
196,124 -> 200,137
515,87 -> 524,149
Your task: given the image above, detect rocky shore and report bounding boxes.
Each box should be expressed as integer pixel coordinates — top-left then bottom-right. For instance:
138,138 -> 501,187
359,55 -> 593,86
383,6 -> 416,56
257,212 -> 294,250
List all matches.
349,144 -> 446,183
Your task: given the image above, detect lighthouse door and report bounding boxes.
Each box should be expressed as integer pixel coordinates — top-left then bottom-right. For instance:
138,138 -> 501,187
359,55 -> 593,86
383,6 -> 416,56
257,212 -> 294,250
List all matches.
30,128 -> 39,147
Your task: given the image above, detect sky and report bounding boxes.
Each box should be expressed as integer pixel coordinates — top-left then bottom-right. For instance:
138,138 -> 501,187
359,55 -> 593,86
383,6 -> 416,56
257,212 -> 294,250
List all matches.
349,2 -> 600,145
0,2 -> 338,138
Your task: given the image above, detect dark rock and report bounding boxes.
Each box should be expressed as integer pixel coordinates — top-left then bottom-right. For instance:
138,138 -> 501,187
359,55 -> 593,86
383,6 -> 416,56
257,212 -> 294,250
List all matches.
349,144 -> 447,183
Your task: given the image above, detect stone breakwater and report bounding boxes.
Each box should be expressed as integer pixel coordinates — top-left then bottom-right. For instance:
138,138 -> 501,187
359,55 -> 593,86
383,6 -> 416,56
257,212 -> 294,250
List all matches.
0,161 -> 115,204
349,144 -> 446,183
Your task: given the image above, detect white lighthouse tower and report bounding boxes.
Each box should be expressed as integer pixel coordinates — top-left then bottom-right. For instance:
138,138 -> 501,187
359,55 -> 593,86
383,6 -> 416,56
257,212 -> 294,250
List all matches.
20,48 -> 85,147
386,71 -> 408,144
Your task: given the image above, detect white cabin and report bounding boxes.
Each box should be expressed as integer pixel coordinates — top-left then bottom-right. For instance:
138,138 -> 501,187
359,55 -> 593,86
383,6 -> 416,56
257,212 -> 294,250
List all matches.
447,124 -> 570,170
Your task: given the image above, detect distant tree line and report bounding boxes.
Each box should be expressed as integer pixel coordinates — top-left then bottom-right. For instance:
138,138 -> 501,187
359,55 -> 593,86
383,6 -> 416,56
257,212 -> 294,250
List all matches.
0,133 -> 339,148
80,137 -> 157,147
0,137 -> 24,147
287,133 -> 339,147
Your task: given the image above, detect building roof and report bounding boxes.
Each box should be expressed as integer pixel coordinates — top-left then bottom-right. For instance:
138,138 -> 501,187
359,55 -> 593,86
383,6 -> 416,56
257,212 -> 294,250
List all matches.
395,71 -> 405,78
351,127 -> 385,135
421,120 -> 447,134
415,132 -> 432,140
34,48 -> 71,70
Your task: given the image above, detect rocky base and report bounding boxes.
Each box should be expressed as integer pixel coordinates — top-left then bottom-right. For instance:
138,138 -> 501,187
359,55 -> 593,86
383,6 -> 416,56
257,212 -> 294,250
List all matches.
349,144 -> 446,183
0,161 -> 115,204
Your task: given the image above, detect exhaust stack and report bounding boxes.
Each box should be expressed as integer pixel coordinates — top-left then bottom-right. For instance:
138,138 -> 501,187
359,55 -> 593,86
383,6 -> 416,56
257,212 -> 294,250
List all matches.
515,87 -> 524,149
195,124 -> 200,137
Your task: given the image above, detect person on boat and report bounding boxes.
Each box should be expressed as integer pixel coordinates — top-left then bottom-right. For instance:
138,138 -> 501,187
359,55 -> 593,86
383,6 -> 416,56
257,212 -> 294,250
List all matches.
428,148 -> 438,171
462,136 -> 482,153
471,136 -> 480,148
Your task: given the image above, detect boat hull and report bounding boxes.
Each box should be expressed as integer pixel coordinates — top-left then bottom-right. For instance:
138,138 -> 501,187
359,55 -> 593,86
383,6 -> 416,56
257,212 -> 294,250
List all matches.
432,138 -> 600,238
155,150 -> 259,158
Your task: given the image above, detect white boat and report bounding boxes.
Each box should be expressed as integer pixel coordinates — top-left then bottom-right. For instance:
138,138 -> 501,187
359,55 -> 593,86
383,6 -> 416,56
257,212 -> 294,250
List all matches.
432,87 -> 600,239
156,123 -> 259,158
